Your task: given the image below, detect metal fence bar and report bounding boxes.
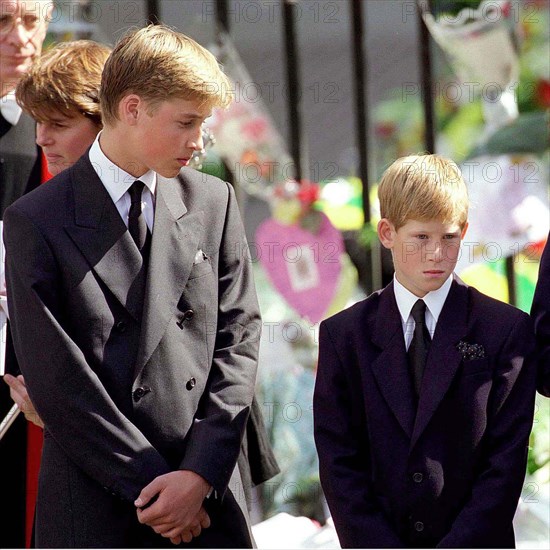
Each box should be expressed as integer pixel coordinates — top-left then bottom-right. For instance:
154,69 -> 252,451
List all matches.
350,0 -> 382,292
282,0 -> 304,181
145,0 -> 160,24
215,0 -> 230,35
418,0 -> 435,153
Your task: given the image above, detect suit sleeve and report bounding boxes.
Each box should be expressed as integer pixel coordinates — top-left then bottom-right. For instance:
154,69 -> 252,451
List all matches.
531,234 -> 550,396
3,204 -> 170,501
179,183 -> 260,495
437,313 -> 537,547
314,321 -> 405,548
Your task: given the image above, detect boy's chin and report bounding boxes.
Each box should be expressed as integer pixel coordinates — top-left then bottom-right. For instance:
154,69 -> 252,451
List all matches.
422,278 -> 450,293
157,167 -> 183,178
48,164 -> 64,177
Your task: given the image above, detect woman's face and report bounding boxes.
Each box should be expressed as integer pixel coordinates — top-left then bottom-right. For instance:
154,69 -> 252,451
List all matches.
36,111 -> 100,175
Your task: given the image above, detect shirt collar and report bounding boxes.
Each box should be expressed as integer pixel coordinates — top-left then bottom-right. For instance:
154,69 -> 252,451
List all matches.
88,132 -> 156,203
0,90 -> 23,126
393,274 -> 453,325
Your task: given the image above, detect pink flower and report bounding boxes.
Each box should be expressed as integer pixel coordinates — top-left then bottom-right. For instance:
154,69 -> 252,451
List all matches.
241,117 -> 268,141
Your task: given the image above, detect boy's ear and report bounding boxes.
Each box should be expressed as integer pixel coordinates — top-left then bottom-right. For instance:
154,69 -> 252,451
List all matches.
460,221 -> 469,240
378,218 -> 395,249
119,94 -> 141,126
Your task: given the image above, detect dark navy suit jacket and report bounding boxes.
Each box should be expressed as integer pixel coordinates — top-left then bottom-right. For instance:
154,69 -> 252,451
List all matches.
314,276 -> 536,548
532,233 -> 550,396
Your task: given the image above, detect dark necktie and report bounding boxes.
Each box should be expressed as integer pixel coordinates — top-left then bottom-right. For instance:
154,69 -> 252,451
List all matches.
128,180 -> 149,253
408,299 -> 431,398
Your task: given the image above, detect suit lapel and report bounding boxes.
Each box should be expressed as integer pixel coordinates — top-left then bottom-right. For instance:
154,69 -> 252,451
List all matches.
134,174 -> 204,379
370,283 -> 416,439
410,277 -> 469,449
64,155 -> 145,321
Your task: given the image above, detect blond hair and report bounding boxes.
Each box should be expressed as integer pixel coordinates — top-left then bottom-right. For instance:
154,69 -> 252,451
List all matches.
100,25 -> 233,126
16,40 -> 111,127
378,154 -> 469,230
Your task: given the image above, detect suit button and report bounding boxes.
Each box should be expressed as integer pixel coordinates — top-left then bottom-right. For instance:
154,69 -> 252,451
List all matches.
133,386 -> 151,402
186,378 -> 196,391
115,321 -> 127,333
176,310 -> 194,329
412,472 -> 423,483
414,521 -> 424,532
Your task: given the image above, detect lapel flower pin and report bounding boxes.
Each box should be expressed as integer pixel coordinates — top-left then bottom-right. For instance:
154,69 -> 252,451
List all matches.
456,340 -> 486,361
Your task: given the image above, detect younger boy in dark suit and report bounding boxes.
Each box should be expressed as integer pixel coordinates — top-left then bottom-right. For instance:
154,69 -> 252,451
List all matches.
314,154 -> 537,548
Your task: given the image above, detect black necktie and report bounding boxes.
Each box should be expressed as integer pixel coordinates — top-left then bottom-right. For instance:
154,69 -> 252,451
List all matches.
128,180 -> 149,253
408,299 -> 431,398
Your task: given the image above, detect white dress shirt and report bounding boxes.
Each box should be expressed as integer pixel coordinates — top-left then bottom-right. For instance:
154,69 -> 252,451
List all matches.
89,133 -> 156,231
393,275 -> 453,350
0,90 -> 23,126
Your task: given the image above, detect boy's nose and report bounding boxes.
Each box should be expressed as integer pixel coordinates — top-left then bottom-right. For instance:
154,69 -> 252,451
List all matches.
431,241 -> 443,261
187,130 -> 204,151
36,124 -> 52,146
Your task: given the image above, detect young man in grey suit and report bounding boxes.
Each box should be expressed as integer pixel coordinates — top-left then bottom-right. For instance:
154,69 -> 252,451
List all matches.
4,25 -> 261,548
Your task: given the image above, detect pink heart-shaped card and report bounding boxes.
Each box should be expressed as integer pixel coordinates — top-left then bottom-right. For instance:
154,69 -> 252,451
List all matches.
255,212 -> 344,323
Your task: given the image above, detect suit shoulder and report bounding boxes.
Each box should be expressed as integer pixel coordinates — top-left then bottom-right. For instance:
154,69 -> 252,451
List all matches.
322,288 -> 384,334
176,169 -> 236,220
178,168 -> 230,199
5,171 -> 71,222
467,284 -> 530,328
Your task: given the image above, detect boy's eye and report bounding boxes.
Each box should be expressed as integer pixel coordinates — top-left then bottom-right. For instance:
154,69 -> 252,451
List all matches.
179,120 -> 204,128
416,234 -> 428,240
443,234 -> 459,240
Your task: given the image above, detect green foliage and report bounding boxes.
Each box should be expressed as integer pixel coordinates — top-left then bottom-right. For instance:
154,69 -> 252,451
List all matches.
467,111 -> 550,158
431,0 -> 483,17
199,152 -> 227,180
359,222 -> 379,250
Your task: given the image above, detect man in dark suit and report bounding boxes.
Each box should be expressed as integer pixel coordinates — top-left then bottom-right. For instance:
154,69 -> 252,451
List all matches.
314,154 -> 537,548
0,0 -> 49,214
532,233 -> 550,396
4,25 -> 260,548
0,1 -> 51,546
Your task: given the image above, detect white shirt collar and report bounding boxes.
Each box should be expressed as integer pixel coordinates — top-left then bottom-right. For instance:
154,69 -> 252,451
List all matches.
393,274 -> 453,326
88,132 -> 156,203
0,90 -> 23,126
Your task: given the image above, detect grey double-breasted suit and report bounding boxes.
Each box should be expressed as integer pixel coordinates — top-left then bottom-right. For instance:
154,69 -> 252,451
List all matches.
4,154 -> 261,547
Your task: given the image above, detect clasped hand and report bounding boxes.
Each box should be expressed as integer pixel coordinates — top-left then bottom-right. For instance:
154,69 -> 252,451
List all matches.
2,375 -> 212,544
3,374 -> 44,428
135,470 -> 212,545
